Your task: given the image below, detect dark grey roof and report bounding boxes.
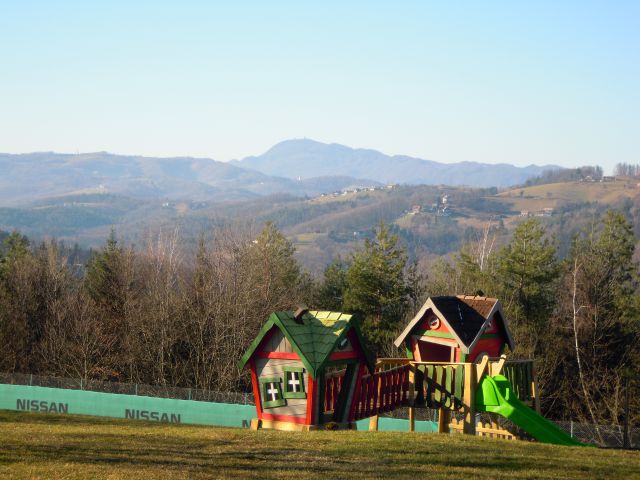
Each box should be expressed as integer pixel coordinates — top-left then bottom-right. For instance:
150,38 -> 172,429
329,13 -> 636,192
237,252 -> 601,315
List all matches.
430,296 -> 490,347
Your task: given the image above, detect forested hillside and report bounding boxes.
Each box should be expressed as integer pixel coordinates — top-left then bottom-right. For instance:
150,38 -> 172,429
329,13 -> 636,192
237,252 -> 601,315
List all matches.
3,176 -> 640,273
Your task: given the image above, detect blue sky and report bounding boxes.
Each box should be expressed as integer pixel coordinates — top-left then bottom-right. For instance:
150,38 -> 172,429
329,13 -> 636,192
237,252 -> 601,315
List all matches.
1,1 -> 638,171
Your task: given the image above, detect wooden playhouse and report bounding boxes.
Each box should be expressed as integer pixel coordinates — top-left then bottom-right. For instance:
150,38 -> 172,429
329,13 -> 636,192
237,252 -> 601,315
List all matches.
239,309 -> 375,431
394,295 -> 515,363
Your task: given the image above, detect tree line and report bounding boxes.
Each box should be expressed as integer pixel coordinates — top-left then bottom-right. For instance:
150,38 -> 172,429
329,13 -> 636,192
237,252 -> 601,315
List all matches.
614,163 -> 640,178
0,211 -> 638,426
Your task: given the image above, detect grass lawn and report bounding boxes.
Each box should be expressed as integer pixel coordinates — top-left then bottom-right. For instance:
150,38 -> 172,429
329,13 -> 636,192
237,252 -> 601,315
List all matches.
1,411 -> 639,480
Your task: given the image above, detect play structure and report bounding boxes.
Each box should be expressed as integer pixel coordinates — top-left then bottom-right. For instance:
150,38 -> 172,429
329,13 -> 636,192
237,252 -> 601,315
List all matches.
240,296 -> 584,446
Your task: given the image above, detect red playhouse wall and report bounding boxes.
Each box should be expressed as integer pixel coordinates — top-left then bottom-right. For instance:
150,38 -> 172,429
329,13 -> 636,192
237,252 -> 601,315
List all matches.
410,311 -> 507,362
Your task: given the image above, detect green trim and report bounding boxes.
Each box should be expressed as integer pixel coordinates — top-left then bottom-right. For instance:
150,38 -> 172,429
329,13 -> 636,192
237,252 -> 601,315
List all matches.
237,318 -> 275,370
404,339 -> 413,360
348,318 -> 376,374
283,367 -> 306,399
260,377 -> 285,408
419,330 -> 455,339
283,392 -> 306,399
317,371 -> 326,423
459,352 -> 467,362
480,333 -> 500,340
283,366 -> 304,373
238,313 -> 316,377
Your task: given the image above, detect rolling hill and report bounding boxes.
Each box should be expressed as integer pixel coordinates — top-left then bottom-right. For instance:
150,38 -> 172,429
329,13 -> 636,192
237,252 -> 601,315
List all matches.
1,145 -> 638,273
0,152 -> 378,207
233,139 -> 558,188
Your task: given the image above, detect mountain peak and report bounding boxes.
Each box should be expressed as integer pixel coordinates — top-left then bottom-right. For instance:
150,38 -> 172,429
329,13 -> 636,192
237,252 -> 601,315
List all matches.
236,139 -> 556,187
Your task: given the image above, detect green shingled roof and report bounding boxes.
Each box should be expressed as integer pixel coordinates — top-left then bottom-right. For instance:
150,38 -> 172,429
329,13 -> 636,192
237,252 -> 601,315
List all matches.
238,310 -> 375,379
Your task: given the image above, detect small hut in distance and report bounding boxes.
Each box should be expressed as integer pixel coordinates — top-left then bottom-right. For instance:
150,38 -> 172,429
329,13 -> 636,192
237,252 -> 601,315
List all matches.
239,309 -> 375,431
394,295 -> 514,363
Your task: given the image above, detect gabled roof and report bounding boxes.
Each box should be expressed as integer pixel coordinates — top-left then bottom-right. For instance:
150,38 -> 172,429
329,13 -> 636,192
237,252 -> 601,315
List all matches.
239,310 -> 375,378
394,295 -> 515,354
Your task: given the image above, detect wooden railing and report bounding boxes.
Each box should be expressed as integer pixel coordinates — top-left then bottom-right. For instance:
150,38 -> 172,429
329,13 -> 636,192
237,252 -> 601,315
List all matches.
324,370 -> 345,414
351,363 -> 411,421
375,357 -> 411,372
355,355 -> 538,436
413,363 -> 465,410
449,417 -> 517,440
502,360 -> 534,401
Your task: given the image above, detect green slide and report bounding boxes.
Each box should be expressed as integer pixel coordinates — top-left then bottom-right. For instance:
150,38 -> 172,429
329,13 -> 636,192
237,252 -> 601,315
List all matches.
476,375 -> 586,446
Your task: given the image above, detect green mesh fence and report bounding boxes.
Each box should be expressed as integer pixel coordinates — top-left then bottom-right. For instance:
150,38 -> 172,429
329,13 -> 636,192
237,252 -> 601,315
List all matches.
0,382 -> 437,432
1,384 -> 256,427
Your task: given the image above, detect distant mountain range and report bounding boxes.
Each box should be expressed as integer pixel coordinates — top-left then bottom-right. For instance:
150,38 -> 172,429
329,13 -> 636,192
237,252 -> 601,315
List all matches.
0,139 -> 557,207
234,139 -> 558,188
0,151 -> 377,207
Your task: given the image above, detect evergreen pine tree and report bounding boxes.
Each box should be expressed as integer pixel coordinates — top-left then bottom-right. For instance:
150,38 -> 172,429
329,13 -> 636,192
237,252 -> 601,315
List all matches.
495,218 -> 559,356
314,258 -> 348,311
343,222 -> 410,354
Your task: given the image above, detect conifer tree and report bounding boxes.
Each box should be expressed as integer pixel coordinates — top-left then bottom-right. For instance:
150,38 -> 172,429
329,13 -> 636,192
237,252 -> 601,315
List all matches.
343,222 -> 410,354
246,222 -> 303,312
314,258 -> 347,311
0,231 -> 29,279
495,218 -> 559,357
496,219 -> 559,324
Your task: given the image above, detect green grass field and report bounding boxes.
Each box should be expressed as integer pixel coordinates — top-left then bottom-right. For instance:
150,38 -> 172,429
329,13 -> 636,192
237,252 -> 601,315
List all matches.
1,411 -> 638,480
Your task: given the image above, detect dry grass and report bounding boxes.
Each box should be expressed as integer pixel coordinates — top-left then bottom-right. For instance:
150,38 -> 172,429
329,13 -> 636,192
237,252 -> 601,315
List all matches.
1,411 -> 639,479
496,180 -> 640,212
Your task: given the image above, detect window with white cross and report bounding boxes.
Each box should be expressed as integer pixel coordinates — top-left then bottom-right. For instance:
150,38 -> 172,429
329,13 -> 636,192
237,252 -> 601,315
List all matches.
283,367 -> 306,399
260,377 -> 285,408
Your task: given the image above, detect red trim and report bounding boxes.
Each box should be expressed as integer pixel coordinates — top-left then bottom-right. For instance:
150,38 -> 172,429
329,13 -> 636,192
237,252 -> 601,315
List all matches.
329,350 -> 358,361
347,329 -> 371,373
306,377 -> 317,425
257,351 -> 300,360
261,412 -> 308,424
249,359 -> 262,420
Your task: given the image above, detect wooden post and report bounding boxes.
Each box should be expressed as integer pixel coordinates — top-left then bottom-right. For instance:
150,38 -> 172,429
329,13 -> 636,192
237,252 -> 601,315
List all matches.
408,366 -> 415,432
624,376 -> 630,449
463,362 -> 476,435
531,361 -> 541,414
369,415 -> 379,431
369,366 -> 385,431
438,408 -> 450,433
475,354 -> 490,380
490,353 -> 507,376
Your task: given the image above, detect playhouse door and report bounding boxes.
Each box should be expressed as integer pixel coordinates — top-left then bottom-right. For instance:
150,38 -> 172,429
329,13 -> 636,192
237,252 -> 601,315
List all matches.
417,340 -> 455,363
323,363 -> 356,423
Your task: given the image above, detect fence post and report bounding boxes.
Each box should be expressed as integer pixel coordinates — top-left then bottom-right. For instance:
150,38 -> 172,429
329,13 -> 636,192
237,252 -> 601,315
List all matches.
408,366 -> 415,432
369,415 -> 379,431
188,388 -> 192,401
570,420 -> 574,438
438,408 -> 450,433
531,361 -> 541,413
624,376 -> 630,449
29,374 -> 33,386
463,363 -> 476,435
135,384 -> 138,396
80,378 -> 83,390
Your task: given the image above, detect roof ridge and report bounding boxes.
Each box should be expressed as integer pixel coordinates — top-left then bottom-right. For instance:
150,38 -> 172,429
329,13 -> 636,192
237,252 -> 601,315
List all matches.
456,294 -> 498,301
